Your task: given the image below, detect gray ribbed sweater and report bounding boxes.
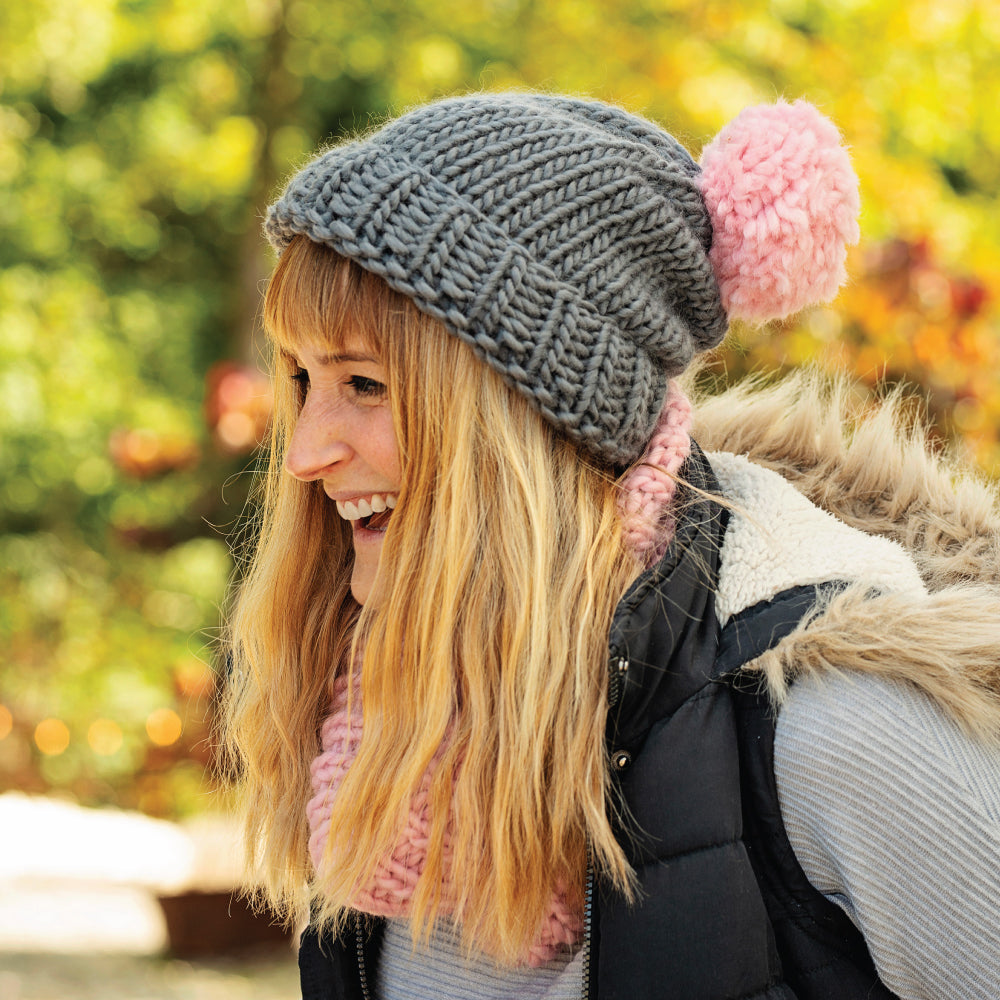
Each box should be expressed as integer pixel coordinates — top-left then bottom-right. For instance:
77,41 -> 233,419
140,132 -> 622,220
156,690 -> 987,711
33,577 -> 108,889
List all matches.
376,671 -> 1000,1000
775,670 -> 1000,999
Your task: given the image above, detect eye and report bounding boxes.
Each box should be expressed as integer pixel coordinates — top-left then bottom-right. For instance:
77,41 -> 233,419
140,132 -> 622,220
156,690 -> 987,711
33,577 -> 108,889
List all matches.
290,368 -> 309,389
348,375 -> 386,399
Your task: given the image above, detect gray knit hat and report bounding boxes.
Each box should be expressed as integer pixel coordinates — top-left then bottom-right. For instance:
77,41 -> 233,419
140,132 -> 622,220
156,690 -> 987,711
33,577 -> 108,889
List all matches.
265,93 -> 859,465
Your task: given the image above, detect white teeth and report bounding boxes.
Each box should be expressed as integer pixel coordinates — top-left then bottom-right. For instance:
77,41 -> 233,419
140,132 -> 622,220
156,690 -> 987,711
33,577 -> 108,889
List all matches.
335,493 -> 398,521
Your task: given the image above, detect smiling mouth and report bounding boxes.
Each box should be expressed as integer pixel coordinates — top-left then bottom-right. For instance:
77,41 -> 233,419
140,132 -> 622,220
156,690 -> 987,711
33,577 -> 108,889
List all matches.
336,493 -> 397,532
361,508 -> 393,532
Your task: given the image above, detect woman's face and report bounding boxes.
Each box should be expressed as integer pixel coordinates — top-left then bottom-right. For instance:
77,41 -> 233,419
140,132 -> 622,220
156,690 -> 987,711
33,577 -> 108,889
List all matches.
283,334 -> 401,605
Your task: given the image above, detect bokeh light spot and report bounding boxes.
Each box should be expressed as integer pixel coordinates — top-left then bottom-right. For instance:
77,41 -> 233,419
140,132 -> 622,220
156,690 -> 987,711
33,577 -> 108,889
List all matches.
35,718 -> 70,756
174,656 -> 215,699
146,708 -> 183,747
88,718 -> 124,756
216,410 -> 256,450
953,397 -> 986,434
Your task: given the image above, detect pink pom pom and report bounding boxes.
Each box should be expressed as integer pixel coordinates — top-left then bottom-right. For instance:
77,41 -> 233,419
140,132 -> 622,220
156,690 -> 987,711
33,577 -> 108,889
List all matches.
699,100 -> 860,323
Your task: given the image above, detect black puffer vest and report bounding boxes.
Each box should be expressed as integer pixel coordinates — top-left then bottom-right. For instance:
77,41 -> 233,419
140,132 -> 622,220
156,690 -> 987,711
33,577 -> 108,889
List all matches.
299,447 -> 898,999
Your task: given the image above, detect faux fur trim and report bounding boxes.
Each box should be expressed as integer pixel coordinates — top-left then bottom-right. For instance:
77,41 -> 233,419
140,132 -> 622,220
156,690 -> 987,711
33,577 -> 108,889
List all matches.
690,369 -> 1000,745
689,369 -> 1000,591
751,582 -> 1000,745
708,452 -> 925,624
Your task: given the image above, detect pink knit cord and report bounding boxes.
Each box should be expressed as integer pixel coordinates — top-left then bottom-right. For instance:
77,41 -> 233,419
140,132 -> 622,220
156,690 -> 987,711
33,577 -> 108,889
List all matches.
618,379 -> 693,566
306,392 -> 689,963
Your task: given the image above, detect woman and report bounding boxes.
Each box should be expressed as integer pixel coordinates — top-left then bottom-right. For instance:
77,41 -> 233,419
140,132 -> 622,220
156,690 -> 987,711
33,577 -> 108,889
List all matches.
223,93 -> 1000,999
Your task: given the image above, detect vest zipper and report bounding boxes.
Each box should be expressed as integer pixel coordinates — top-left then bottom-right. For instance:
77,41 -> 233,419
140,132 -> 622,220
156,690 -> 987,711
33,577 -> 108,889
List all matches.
588,652 -> 627,997
355,912 -> 372,1000
581,843 -> 594,1000
608,655 -> 629,708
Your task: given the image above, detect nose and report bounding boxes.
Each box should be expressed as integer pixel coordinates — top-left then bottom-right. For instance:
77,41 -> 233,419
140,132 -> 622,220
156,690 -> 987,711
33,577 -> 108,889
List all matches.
284,398 -> 351,481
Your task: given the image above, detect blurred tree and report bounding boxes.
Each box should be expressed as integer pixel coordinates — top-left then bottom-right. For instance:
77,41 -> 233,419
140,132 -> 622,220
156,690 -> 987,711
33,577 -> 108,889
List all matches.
0,0 -> 278,811
2,0 -> 998,813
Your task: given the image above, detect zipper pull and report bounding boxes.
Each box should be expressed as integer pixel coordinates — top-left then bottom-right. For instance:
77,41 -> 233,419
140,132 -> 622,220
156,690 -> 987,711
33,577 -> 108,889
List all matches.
607,655 -> 629,708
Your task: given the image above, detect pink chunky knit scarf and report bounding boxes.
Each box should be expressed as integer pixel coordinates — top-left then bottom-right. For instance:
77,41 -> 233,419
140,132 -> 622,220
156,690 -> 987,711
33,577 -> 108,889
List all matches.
306,382 -> 692,965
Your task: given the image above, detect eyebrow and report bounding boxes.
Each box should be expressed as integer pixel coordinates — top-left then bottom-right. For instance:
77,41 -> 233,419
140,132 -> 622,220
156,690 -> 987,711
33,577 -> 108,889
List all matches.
282,349 -> 379,366
315,351 -> 379,365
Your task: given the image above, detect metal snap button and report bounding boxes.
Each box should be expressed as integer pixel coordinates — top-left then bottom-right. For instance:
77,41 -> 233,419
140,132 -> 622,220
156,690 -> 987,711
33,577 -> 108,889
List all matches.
612,749 -> 632,770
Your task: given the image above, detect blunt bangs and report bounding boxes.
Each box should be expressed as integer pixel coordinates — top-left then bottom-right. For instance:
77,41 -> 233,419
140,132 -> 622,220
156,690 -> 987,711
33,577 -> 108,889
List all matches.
264,234 -> 411,363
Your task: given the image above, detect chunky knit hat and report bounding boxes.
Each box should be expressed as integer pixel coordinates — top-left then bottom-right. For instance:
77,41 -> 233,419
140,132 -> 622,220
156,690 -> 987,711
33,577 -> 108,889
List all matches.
266,93 -> 859,465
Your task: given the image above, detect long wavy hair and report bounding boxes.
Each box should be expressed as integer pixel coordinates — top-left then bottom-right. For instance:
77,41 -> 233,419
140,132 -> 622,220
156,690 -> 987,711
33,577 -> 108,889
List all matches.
221,235 -> 640,962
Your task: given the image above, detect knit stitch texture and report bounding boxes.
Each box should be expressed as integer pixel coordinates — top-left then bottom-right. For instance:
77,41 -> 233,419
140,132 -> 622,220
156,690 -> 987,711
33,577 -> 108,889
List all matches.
266,93 -> 727,465
618,379 -> 692,564
307,671 -> 583,967
267,94 -> 859,464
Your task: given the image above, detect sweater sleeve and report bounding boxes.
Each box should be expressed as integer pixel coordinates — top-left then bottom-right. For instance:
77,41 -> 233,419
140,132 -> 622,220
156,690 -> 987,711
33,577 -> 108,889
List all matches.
774,670 -> 1000,1000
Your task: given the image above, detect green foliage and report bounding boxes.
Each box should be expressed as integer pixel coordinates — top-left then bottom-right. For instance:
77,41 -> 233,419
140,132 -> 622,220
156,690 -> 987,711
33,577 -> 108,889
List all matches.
1,0 -> 263,813
3,0 -> 999,813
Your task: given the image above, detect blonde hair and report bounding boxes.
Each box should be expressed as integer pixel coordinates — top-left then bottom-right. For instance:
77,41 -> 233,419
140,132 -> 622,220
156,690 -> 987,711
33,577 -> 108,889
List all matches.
222,235 -> 640,962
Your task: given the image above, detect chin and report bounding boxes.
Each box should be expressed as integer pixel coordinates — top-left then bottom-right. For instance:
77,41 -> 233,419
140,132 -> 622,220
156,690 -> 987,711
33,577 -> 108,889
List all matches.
351,575 -> 379,607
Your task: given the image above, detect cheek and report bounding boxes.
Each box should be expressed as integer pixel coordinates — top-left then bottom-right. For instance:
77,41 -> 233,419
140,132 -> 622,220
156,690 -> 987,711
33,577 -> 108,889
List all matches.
372,414 -> 402,481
